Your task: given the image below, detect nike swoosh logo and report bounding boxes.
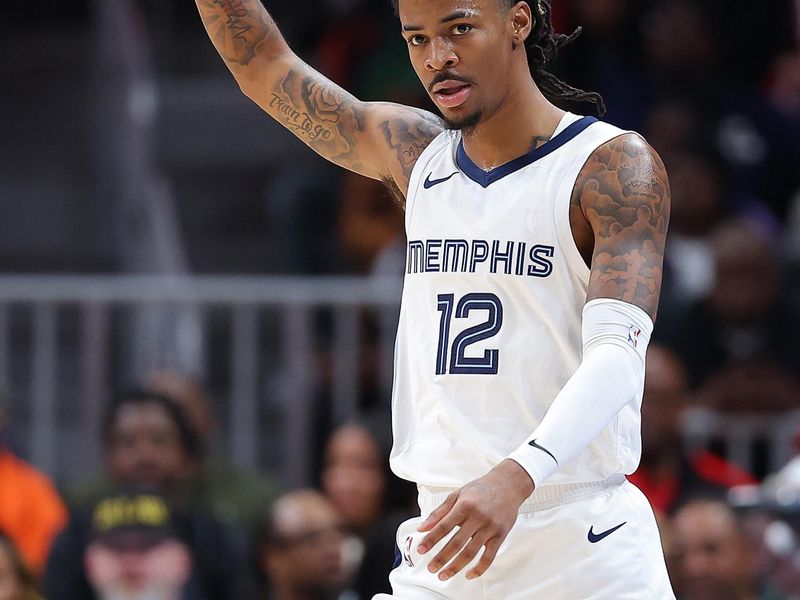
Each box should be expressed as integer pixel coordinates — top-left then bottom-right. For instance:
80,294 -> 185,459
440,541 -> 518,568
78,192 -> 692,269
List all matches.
528,439 -> 558,465
588,522 -> 627,543
423,172 -> 458,189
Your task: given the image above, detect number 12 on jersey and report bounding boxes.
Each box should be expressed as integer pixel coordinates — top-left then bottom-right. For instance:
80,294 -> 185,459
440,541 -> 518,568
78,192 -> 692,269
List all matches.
435,293 -> 504,375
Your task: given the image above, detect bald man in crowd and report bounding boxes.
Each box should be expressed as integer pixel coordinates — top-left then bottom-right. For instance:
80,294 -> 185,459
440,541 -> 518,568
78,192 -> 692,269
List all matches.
672,499 -> 786,600
259,490 -> 351,600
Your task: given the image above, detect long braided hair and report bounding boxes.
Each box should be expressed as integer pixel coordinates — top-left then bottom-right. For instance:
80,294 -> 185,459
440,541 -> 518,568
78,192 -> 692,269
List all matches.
389,0 -> 606,116
523,0 -> 606,115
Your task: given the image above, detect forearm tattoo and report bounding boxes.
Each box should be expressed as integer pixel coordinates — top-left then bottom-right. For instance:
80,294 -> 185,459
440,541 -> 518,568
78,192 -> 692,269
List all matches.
271,67 -> 367,169
270,65 -> 443,202
576,135 -> 670,320
196,0 -> 276,66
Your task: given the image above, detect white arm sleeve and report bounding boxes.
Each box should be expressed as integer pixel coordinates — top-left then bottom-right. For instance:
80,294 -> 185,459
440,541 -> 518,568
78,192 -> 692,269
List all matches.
506,298 -> 653,487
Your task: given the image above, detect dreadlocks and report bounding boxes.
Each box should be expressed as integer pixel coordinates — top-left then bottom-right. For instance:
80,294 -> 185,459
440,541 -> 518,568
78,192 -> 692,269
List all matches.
388,0 -> 606,116
524,0 -> 606,116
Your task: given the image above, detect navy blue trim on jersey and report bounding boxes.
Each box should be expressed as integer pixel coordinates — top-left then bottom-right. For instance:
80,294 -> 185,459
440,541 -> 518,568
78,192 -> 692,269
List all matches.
392,544 -> 402,570
456,116 -> 598,188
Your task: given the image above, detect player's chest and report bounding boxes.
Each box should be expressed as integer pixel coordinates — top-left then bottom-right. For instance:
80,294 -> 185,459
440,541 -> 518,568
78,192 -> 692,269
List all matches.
408,174 -> 560,244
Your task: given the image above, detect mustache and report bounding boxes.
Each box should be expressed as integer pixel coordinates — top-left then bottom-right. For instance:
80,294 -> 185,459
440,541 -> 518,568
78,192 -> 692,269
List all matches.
428,72 -> 474,93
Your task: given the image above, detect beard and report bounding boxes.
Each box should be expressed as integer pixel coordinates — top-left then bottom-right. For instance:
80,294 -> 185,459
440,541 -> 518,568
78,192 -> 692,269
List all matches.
443,109 -> 483,136
98,586 -> 179,600
297,582 -> 342,600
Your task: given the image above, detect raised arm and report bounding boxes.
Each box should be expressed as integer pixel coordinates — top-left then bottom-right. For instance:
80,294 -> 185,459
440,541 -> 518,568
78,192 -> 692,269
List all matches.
578,134 -> 670,320
194,0 -> 444,199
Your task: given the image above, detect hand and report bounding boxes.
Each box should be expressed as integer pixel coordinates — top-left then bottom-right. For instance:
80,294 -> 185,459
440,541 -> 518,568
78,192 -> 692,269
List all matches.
416,459 -> 534,580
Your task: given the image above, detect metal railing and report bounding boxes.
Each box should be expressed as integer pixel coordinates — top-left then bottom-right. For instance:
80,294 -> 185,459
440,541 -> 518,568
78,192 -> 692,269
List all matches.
0,275 -> 402,488
2,275 -> 796,488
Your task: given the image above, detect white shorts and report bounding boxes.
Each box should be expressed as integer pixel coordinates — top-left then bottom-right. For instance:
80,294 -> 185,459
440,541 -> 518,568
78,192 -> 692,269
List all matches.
374,478 -> 675,600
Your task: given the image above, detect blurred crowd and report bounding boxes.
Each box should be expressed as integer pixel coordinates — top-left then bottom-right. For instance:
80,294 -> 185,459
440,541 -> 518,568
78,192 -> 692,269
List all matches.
2,0 -> 800,599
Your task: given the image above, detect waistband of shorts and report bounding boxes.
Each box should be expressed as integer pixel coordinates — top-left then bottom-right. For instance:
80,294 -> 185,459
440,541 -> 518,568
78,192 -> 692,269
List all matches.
418,474 -> 627,515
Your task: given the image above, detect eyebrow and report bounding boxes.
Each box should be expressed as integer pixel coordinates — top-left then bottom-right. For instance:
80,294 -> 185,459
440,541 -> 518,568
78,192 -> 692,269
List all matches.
402,10 -> 477,32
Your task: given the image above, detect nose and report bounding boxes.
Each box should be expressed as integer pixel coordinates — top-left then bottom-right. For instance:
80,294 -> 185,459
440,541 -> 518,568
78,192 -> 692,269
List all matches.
425,37 -> 458,72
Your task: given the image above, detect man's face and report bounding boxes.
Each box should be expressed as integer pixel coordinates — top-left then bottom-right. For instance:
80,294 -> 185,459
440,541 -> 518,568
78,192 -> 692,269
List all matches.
673,503 -> 753,600
265,495 -> 347,597
107,402 -> 193,490
398,0 -> 518,131
322,425 -> 386,531
85,539 -> 191,600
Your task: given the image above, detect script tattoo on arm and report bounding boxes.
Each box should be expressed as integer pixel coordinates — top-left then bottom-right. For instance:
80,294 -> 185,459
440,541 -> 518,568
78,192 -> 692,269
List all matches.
270,68 -> 363,166
196,0 -> 278,67
576,134 -> 670,320
268,63 -> 443,202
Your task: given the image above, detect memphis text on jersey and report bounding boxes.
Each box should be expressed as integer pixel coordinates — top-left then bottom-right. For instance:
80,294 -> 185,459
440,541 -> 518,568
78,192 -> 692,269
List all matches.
407,239 -> 555,278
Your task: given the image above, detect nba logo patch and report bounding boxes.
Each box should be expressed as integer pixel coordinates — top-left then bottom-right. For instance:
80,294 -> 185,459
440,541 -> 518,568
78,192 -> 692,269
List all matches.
403,536 -> 415,567
525,209 -> 542,237
627,325 -> 641,349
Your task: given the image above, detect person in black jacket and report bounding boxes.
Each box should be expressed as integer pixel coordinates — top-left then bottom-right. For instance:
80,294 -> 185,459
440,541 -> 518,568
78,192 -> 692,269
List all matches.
44,391 -> 242,600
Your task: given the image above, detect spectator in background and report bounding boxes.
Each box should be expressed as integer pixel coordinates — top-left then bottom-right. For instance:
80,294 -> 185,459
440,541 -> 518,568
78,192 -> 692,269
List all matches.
767,52 -> 800,123
83,492 -> 203,600
655,146 -> 725,310
660,219 -> 800,388
640,0 -> 800,221
321,419 -> 416,599
629,345 -> 755,515
0,532 -> 41,600
70,390 -> 202,501
672,499 -> 787,600
641,0 -> 721,101
50,391 -> 242,600
257,490 -> 350,600
145,369 -> 282,531
559,0 -> 648,130
336,172 -> 405,277
0,403 -> 67,574
66,387 -> 216,522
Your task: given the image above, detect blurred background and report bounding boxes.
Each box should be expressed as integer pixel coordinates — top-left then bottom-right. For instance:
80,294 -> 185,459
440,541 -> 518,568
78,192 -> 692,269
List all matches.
0,0 -> 799,599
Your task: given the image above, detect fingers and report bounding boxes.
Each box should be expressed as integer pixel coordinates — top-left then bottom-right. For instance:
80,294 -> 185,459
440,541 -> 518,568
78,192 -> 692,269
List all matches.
416,488 -> 510,581
426,524 -> 477,574
437,533 -> 491,581
466,538 -> 501,580
417,492 -> 458,533
417,507 -> 462,554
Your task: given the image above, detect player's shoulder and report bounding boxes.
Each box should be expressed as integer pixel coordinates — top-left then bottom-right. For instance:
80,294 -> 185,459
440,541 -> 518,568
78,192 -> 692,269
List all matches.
579,128 -> 667,190
574,127 -> 670,219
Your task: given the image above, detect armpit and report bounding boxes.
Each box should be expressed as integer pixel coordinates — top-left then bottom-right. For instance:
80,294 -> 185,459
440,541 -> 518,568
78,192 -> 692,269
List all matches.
375,107 -> 445,202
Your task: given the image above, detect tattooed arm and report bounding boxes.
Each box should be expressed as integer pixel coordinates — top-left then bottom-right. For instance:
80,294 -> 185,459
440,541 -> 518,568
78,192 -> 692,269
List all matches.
573,134 -> 670,321
194,0 -> 444,200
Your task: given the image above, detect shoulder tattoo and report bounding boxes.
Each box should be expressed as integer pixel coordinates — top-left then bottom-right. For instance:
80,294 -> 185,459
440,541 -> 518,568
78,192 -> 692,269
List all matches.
576,135 -> 670,320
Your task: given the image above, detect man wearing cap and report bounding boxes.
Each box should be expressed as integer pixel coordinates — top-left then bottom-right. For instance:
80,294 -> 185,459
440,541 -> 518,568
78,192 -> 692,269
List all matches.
84,493 -> 202,600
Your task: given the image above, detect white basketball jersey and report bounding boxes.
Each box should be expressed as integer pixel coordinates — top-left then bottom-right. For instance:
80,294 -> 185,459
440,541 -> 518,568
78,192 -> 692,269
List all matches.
390,113 -> 642,489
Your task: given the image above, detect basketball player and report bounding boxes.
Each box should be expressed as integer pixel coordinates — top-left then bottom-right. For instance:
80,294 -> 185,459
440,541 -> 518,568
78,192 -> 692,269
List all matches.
195,0 -> 673,597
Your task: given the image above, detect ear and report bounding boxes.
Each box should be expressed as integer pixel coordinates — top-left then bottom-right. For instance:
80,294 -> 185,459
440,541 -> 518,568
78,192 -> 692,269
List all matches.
509,2 -> 534,48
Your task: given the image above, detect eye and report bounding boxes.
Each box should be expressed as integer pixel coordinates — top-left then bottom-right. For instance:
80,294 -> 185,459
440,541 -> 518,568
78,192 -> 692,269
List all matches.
451,24 -> 473,36
408,35 -> 427,47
